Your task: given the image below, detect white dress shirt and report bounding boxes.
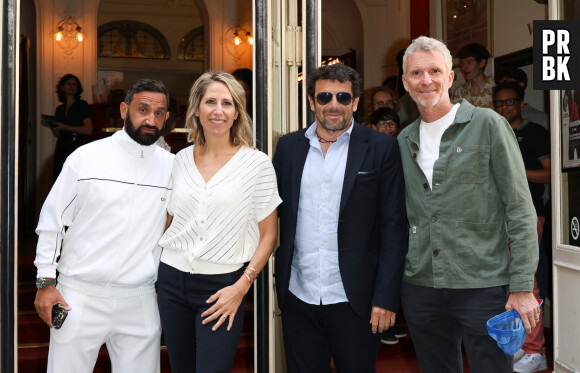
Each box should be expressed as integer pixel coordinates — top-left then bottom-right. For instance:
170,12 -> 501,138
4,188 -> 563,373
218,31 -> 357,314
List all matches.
289,121 -> 353,305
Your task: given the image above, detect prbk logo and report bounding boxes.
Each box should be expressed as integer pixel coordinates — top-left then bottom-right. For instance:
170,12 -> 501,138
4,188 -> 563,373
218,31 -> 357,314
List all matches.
533,20 -> 580,90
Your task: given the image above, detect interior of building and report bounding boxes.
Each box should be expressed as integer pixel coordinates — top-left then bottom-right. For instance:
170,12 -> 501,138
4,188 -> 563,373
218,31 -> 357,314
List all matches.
4,0 -> 580,372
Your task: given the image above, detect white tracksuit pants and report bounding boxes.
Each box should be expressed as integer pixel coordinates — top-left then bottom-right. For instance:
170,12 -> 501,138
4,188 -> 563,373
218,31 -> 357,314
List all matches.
47,280 -> 161,373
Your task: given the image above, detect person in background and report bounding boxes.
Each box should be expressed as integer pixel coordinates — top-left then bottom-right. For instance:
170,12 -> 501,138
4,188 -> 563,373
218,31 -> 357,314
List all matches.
495,67 -> 549,131
394,48 -> 420,129
156,98 -> 179,152
363,86 -> 398,128
493,81 -> 550,373
398,36 -> 539,373
157,72 -> 281,373
41,74 -> 93,181
383,75 -> 398,92
368,107 -> 401,138
371,86 -> 397,112
273,63 -> 407,372
453,43 -> 494,109
232,68 -> 253,119
34,79 -> 174,373
495,66 -> 552,320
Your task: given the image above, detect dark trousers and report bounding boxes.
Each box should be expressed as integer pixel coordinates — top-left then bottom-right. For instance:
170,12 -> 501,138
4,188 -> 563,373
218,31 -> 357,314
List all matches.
282,292 -> 381,373
157,263 -> 245,373
53,136 -> 86,181
401,282 -> 513,373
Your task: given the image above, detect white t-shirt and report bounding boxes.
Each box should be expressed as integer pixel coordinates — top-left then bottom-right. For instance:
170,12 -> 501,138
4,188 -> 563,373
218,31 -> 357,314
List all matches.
158,145 -> 282,274
417,104 -> 460,189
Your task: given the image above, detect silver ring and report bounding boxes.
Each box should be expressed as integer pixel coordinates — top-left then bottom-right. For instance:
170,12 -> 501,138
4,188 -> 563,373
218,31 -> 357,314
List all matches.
534,317 -> 540,320
221,314 -> 228,319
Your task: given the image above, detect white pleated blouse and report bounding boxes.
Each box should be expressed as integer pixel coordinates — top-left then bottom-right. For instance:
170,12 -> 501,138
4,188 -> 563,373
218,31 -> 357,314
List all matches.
159,145 -> 282,274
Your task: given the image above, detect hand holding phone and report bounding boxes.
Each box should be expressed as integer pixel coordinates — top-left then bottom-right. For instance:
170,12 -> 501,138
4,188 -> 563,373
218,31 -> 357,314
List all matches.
41,115 -> 57,128
52,303 -> 68,329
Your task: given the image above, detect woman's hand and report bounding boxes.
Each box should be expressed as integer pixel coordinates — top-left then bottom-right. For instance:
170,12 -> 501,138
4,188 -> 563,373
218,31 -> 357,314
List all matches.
52,122 -> 66,133
201,279 -> 249,331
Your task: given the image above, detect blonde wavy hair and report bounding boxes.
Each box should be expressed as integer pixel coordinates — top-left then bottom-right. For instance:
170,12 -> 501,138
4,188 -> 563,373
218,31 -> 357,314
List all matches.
185,71 -> 253,147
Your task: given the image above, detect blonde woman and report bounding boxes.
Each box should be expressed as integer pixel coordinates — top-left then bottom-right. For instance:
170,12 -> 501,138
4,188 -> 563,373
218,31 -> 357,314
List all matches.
157,72 -> 281,372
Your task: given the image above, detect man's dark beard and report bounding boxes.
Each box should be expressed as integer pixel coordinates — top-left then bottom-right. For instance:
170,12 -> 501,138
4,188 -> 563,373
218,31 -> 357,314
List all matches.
124,112 -> 163,146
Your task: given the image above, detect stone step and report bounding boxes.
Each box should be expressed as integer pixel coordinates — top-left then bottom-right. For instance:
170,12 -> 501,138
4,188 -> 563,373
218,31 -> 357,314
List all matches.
18,314 -> 48,345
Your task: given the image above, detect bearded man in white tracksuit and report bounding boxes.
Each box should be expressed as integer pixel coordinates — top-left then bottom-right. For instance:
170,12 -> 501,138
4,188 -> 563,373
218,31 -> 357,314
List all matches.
34,79 -> 174,373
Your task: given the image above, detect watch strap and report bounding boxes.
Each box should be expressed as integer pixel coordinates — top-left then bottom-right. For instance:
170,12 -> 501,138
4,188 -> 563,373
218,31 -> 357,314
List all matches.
36,278 -> 56,289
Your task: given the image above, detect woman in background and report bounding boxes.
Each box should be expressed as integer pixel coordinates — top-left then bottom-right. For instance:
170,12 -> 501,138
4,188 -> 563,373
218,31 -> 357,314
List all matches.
41,74 -> 92,181
157,72 -> 281,372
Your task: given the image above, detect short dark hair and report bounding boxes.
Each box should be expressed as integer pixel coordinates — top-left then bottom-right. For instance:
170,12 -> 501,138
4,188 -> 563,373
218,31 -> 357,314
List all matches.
368,107 -> 400,127
458,43 -> 490,66
382,75 -> 397,88
493,81 -> 525,101
160,98 -> 180,136
124,79 -> 170,107
232,68 -> 253,92
56,74 -> 83,103
306,63 -> 361,99
495,67 -> 528,89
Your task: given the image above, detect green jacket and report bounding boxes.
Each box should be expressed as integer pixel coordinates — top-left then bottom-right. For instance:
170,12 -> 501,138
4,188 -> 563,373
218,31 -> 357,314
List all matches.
397,100 -> 537,292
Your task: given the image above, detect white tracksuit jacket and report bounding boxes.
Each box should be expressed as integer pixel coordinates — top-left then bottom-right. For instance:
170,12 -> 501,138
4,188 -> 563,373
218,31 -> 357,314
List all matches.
35,130 -> 174,289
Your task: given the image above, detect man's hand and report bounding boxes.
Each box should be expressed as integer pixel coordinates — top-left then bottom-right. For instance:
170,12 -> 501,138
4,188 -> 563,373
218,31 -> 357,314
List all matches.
370,306 -> 396,334
505,291 -> 540,334
34,286 -> 70,328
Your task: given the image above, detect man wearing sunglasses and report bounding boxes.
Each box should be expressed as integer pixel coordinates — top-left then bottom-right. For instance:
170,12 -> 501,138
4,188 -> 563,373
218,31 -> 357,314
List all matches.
397,36 -> 539,373
273,63 -> 407,372
494,81 -> 550,373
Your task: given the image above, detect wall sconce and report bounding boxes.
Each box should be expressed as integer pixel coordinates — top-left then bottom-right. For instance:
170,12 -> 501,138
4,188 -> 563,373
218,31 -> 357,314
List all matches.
231,26 -> 253,46
54,16 -> 84,55
222,26 -> 253,65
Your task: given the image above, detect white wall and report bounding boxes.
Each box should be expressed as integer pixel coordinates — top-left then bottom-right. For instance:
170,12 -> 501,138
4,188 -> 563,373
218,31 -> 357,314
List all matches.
35,0 -> 99,212
493,0 -> 547,57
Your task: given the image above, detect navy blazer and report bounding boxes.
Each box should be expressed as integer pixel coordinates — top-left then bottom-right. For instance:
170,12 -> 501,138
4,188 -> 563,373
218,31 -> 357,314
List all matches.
273,122 -> 408,318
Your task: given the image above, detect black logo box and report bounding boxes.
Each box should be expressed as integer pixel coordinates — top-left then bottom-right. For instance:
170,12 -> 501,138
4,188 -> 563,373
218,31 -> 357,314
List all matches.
533,20 -> 580,90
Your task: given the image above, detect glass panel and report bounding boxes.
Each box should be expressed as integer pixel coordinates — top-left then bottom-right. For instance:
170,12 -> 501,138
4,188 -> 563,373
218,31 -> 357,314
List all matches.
560,1 -> 580,247
560,171 -> 580,246
97,20 -> 170,59
177,27 -> 205,62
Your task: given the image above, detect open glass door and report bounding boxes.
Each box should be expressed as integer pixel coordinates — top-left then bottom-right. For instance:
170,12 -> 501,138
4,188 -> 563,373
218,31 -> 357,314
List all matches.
253,0 -> 318,371
551,2 -> 580,372
1,0 -> 19,372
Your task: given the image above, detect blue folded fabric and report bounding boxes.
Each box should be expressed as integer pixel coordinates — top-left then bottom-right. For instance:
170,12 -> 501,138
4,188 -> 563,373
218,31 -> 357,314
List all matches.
486,309 -> 526,355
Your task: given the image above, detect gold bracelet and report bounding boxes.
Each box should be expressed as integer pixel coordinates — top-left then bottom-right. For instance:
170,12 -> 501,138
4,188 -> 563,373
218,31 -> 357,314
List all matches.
247,266 -> 258,274
242,273 -> 253,284
244,269 -> 257,279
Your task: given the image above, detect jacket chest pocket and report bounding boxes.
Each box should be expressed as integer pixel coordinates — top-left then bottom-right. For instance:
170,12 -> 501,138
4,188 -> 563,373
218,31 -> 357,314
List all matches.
451,145 -> 490,184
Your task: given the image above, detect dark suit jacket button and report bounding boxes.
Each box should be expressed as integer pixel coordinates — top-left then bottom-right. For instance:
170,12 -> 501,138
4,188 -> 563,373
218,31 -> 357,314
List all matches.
431,216 -> 438,223
423,183 -> 428,189
433,250 -> 439,257
413,153 -> 417,158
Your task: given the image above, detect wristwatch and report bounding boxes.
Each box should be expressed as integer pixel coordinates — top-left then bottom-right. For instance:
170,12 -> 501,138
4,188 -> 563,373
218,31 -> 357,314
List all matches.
36,278 -> 56,289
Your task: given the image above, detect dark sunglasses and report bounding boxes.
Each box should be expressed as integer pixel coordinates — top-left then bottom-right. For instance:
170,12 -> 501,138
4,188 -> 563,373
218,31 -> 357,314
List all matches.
316,92 -> 353,106
493,98 -> 521,108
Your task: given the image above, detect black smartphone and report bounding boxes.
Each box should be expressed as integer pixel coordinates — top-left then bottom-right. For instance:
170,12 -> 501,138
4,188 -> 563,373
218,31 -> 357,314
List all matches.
52,303 -> 68,329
